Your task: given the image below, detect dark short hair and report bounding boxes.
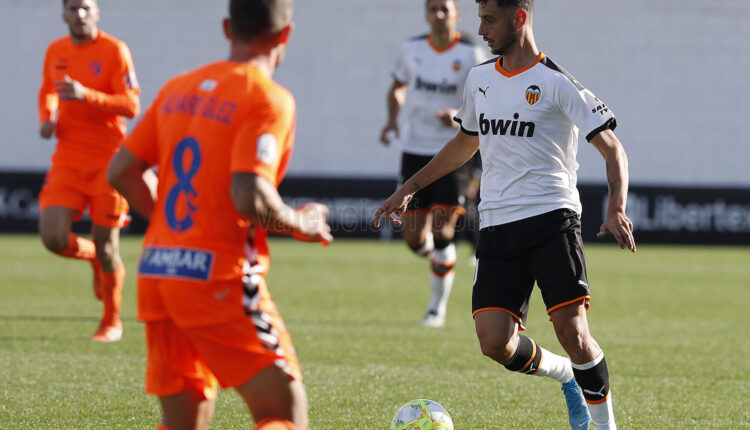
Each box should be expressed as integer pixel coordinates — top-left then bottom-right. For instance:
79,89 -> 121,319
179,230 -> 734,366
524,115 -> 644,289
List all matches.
229,0 -> 293,42
475,0 -> 534,11
62,0 -> 98,6
426,0 -> 458,9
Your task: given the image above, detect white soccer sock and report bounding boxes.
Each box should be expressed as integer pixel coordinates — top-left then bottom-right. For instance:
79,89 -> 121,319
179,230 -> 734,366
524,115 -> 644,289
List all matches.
572,353 -> 617,429
533,347 -> 575,384
414,232 -> 434,257
427,243 -> 456,316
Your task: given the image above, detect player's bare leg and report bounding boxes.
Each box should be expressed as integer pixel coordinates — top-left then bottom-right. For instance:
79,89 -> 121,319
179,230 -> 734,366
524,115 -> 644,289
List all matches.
401,210 -> 433,256
90,224 -> 125,342
422,207 -> 461,327
236,364 -> 308,430
159,388 -> 216,430
551,302 -> 616,429
475,309 -> 591,429
39,206 -> 101,298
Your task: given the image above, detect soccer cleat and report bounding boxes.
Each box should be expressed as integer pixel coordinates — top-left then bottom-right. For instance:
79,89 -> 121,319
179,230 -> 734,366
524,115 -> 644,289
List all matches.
91,259 -> 103,301
420,310 -> 445,328
561,378 -> 592,429
91,319 -> 123,342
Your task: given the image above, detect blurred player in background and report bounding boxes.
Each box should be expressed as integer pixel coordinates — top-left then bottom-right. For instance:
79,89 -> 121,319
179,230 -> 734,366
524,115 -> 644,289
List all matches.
376,0 -> 635,428
379,0 -> 488,328
108,0 -> 332,428
37,0 -> 140,342
454,151 -> 482,265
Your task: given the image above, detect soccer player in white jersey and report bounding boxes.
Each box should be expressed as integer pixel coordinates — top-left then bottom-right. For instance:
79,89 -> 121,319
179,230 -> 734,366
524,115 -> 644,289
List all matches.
375,0 -> 635,428
379,0 -> 488,328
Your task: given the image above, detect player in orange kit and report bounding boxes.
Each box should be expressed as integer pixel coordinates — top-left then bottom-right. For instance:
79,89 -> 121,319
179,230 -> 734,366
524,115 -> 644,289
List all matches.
37,0 -> 140,342
107,0 -> 331,428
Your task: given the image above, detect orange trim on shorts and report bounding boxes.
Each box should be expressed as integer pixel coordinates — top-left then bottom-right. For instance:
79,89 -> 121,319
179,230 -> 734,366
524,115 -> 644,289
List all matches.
520,340 -> 537,373
472,307 -> 526,331
547,295 -> 591,315
403,204 -> 466,216
586,392 -> 610,405
429,203 -> 466,216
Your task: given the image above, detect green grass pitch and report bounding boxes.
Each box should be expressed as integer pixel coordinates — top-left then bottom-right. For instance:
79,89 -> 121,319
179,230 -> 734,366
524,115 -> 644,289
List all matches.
0,234 -> 748,429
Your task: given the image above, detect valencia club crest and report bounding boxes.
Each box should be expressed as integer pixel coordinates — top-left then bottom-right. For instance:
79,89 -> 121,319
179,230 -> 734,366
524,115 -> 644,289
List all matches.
525,85 -> 541,105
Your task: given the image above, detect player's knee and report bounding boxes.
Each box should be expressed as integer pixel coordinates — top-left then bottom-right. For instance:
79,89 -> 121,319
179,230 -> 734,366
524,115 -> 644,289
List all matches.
95,243 -> 116,265
40,232 -> 67,254
556,324 -> 590,355
477,334 -> 514,364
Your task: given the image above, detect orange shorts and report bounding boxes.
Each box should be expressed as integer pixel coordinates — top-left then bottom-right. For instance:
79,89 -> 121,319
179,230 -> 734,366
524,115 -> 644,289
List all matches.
38,164 -> 129,228
142,275 -> 301,398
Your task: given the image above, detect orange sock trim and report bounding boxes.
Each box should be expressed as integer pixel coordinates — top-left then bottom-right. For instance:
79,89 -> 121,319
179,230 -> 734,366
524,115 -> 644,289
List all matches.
154,425 -> 172,430
58,233 -> 96,261
101,264 -> 125,324
253,418 -> 297,430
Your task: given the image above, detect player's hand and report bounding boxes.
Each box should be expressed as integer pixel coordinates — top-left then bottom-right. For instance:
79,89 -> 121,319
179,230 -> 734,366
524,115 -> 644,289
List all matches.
379,121 -> 399,146
436,108 -> 459,128
597,211 -> 636,252
373,188 -> 413,228
293,203 -> 333,246
55,75 -> 87,101
39,120 -> 55,139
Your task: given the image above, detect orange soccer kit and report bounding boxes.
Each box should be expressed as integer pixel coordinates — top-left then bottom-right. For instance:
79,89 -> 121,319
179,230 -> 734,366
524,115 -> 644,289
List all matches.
124,60 -> 300,399
38,30 -> 140,228
37,31 -> 140,337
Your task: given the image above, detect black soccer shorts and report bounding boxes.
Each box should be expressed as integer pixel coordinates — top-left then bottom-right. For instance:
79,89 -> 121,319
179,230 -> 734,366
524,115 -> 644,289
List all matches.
471,209 -> 590,329
400,152 -> 463,212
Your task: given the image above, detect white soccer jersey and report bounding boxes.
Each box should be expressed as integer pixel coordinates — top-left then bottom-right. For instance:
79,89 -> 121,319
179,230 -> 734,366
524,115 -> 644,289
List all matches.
454,53 -> 617,228
392,34 -> 489,155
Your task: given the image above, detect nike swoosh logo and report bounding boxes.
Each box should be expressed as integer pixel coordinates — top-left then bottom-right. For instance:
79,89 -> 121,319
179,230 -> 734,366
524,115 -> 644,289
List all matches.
213,289 -> 230,301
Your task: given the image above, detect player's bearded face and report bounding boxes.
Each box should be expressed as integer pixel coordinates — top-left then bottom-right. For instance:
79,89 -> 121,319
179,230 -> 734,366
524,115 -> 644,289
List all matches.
491,19 -> 518,55
63,0 -> 99,39
478,3 -> 519,55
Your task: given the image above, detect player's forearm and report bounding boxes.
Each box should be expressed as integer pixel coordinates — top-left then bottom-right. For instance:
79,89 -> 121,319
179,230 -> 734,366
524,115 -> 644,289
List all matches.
231,173 -> 302,235
406,134 -> 478,193
598,138 -> 629,216
109,169 -> 154,219
604,154 -> 629,216
83,89 -> 140,118
386,85 -> 405,124
108,148 -> 155,219
38,91 -> 57,123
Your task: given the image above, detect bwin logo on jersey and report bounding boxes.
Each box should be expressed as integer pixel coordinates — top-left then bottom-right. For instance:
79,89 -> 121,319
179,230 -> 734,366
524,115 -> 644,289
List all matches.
479,113 -> 535,137
525,85 -> 542,105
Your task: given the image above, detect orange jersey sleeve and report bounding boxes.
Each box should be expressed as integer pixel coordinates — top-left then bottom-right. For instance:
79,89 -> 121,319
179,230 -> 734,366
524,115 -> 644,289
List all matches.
230,90 -> 296,186
38,45 -> 59,123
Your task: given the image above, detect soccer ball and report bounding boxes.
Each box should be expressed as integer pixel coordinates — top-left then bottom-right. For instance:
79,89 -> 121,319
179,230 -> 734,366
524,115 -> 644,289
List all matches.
391,399 -> 454,430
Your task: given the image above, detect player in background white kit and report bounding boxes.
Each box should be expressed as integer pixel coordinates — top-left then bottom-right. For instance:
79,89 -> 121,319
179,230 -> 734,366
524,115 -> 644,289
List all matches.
379,0 -> 488,328
375,1 -> 635,429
